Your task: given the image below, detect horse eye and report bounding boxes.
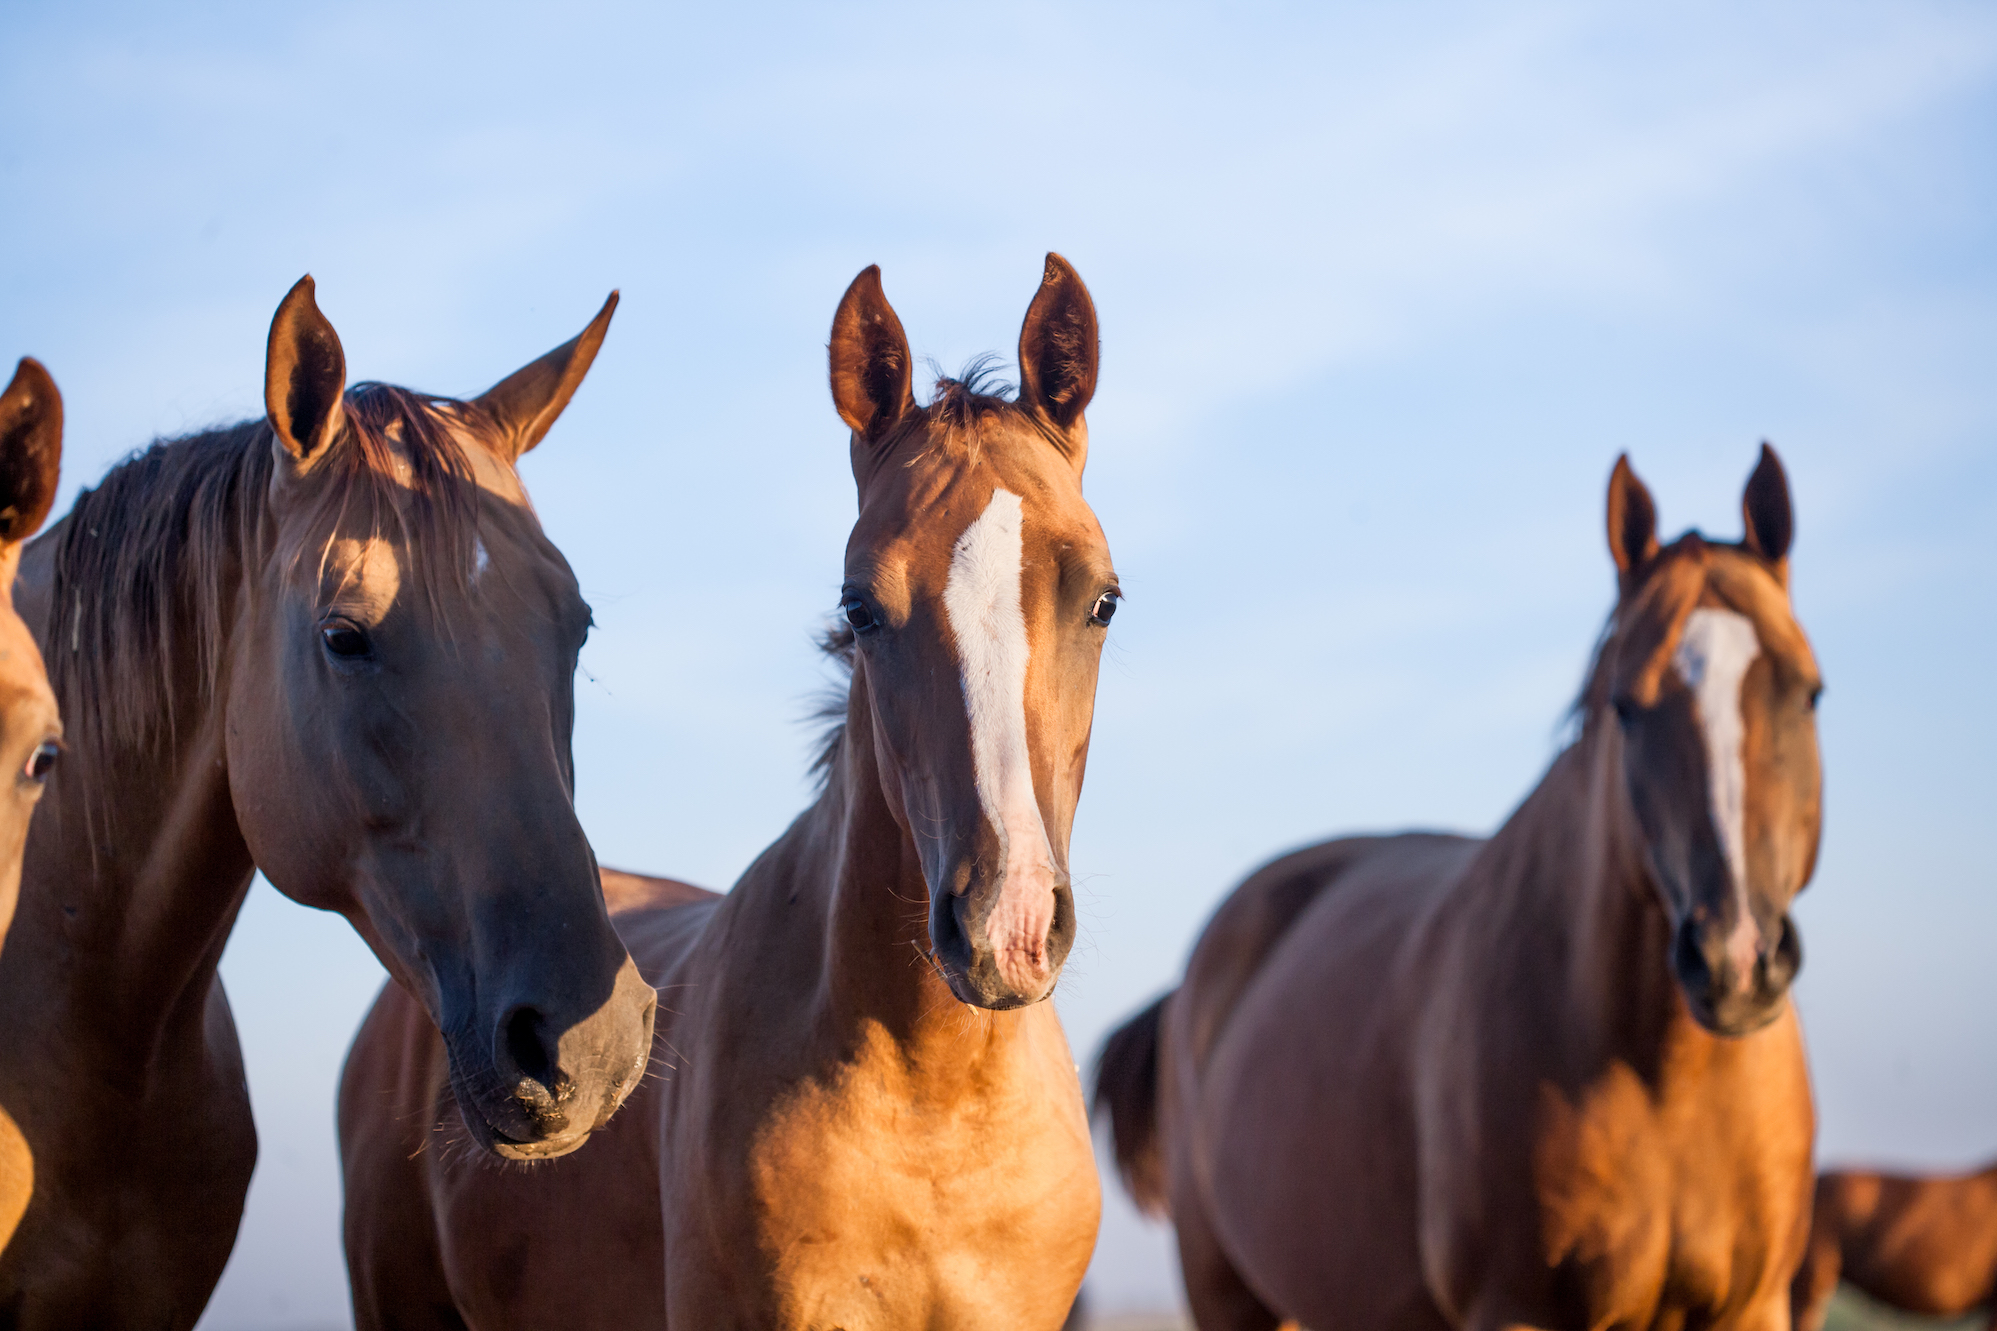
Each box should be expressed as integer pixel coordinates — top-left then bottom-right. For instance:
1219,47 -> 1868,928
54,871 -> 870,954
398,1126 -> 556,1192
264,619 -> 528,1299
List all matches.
1612,695 -> 1639,725
321,621 -> 374,659
1090,590 -> 1121,627
24,740 -> 58,783
842,596 -> 878,634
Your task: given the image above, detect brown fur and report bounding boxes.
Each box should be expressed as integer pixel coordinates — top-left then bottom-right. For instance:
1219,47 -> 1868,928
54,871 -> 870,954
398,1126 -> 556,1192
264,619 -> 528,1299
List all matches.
339,256 -> 1114,1329
0,358 -> 64,1252
0,283 -> 651,1328
1097,449 -> 1824,1331
1791,1163 -> 1997,1331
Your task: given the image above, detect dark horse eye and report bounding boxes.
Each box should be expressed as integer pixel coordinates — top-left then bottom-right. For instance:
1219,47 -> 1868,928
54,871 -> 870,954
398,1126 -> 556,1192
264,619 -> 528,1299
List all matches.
1612,695 -> 1638,725
1089,590 -> 1121,627
24,741 -> 58,782
842,596 -> 878,634
321,621 -> 374,660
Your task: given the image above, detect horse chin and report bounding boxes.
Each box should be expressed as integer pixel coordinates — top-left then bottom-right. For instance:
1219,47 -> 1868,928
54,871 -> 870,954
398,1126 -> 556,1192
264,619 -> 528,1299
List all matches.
489,1127 -> 594,1161
450,1089 -> 597,1161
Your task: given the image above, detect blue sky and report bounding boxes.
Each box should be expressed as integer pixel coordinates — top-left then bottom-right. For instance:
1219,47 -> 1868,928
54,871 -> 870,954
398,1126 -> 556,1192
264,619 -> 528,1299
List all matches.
4,1 -> 1994,1324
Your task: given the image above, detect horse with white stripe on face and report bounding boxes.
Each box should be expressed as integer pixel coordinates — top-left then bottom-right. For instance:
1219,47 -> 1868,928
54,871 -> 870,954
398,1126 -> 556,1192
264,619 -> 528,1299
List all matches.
1095,446 -> 1824,1331
339,255 -> 1115,1329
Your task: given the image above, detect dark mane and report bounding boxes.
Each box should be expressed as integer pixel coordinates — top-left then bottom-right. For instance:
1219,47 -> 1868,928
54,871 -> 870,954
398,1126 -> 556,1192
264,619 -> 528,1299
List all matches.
809,620 -> 858,786
46,383 -> 495,767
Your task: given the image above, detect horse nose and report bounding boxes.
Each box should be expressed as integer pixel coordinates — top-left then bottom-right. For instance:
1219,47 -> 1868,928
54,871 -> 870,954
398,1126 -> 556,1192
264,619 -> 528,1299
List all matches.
1671,911 -> 1801,1034
496,1004 -> 572,1133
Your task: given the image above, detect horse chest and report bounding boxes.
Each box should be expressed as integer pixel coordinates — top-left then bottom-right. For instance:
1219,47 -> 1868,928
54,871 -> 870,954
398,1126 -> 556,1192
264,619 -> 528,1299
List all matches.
722,1046 -> 1098,1330
1518,1048 -> 1810,1328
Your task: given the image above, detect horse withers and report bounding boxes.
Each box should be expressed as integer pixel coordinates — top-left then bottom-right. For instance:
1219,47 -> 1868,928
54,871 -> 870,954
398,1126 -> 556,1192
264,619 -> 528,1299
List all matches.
1792,1161 -> 1997,1331
340,255 -> 1115,1329
1096,449 -> 1823,1331
0,281 -> 653,1328
0,358 -> 64,1250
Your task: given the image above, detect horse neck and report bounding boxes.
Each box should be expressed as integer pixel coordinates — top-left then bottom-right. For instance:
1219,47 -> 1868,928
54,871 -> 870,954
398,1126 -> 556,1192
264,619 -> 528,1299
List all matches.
13,546 -> 254,1049
1481,719 -> 1684,1062
762,671 -> 1044,1076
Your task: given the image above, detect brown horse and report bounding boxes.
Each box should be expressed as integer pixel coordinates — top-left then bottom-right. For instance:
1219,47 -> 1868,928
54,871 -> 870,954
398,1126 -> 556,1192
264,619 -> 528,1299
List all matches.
340,255 -> 1115,1329
0,280 -> 656,1327
0,358 -> 65,1252
1096,448 -> 1823,1331
1792,1161 -> 1997,1331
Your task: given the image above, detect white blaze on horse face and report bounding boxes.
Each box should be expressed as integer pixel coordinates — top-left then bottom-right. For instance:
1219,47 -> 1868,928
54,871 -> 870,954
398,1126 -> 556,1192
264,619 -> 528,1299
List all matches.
943,488 -> 1059,991
1673,607 -> 1764,971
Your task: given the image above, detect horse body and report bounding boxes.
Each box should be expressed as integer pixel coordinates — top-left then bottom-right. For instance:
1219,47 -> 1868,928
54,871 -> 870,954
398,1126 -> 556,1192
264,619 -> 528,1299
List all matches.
1101,450 -> 1823,1331
341,256 -> 1114,1330
0,283 -> 654,1327
1791,1164 -> 1997,1331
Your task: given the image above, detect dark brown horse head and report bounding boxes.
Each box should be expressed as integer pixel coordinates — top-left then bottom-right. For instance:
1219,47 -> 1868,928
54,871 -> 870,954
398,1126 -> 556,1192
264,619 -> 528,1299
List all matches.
1594,445 -> 1823,1036
234,278 -> 651,1158
828,255 -> 1116,1009
0,359 -> 62,943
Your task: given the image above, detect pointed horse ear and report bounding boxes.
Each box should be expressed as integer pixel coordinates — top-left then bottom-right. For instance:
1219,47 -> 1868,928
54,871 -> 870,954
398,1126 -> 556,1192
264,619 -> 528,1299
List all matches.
473,292 -> 619,460
0,359 -> 62,548
265,275 -> 348,466
1606,453 -> 1660,587
1017,253 -> 1098,471
1741,441 -> 1794,575
828,265 -> 914,455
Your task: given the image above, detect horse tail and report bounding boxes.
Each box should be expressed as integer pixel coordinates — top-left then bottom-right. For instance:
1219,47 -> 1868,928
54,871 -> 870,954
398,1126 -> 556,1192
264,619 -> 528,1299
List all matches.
1091,992 -> 1172,1216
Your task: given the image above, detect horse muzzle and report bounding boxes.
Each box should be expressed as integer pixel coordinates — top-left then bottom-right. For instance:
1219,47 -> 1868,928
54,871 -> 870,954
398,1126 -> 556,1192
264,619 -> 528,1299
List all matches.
928,863 -> 1076,1010
1672,910 -> 1802,1037
445,956 -> 658,1160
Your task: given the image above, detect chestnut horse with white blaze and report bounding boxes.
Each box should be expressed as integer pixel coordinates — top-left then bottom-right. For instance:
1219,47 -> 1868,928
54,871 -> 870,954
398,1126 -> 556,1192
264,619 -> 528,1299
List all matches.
1096,448 -> 1823,1331
340,255 -> 1115,1329
0,358 -> 64,1251
0,281 -> 655,1328
1792,1161 -> 1997,1331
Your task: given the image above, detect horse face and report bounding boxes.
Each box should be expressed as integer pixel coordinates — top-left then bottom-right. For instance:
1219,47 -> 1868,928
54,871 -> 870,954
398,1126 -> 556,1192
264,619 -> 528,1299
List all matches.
1605,448 -> 1824,1036
228,279 -> 653,1160
829,259 -> 1116,1009
0,360 -> 62,945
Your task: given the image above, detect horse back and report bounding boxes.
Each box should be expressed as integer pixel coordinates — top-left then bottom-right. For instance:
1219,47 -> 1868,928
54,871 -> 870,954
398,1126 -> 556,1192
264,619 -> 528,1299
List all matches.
1180,832 -> 1480,1068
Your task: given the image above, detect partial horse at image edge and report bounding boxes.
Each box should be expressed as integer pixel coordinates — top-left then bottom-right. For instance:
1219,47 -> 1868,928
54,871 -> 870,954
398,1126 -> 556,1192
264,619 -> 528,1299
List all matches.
1791,1161 -> 1997,1331
0,356 -> 65,1253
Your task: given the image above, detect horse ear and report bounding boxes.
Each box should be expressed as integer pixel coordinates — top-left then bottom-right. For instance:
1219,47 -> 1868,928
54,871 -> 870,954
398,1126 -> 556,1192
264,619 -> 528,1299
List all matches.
828,265 -> 914,447
0,359 -> 62,547
1742,441 -> 1794,573
265,275 -> 347,465
472,292 -> 618,460
1606,453 -> 1659,585
1017,253 -> 1098,469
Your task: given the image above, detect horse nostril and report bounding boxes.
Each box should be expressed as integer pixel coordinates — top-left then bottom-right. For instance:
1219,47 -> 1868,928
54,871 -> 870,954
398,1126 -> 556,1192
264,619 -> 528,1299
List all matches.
504,1006 -> 557,1092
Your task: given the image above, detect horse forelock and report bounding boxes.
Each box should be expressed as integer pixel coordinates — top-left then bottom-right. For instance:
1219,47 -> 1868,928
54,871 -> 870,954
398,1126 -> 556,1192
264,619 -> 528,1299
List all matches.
47,384 -> 505,772
1570,534 -> 1799,741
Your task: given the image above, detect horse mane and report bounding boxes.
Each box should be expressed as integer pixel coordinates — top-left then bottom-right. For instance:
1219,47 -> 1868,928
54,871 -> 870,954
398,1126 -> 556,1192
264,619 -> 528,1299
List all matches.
809,621 -> 858,788
47,383 -> 494,765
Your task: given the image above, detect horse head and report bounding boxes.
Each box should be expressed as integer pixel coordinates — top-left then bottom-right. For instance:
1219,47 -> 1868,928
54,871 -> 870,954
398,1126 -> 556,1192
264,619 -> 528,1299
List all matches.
0,359 -> 61,945
233,279 -> 653,1158
1596,446 -> 1823,1036
827,256 -> 1117,1010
